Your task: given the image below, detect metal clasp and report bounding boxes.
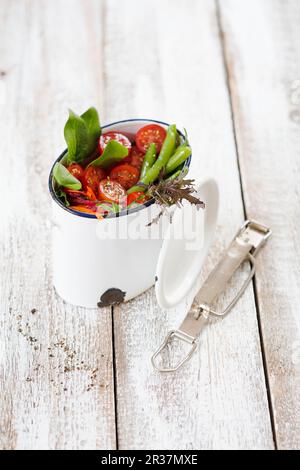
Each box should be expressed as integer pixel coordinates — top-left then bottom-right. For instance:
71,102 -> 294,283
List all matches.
236,219 -> 272,256
151,220 -> 272,372
151,330 -> 198,373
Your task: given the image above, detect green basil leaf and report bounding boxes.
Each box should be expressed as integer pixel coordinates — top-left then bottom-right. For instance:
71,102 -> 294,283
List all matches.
64,107 -> 101,164
55,187 -> 70,206
64,109 -> 89,164
89,140 -> 128,169
53,162 -> 82,190
81,107 -> 101,154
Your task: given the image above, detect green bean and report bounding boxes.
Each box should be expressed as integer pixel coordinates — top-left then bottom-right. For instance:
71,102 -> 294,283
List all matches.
140,143 -> 156,179
166,166 -> 188,182
127,125 -> 177,194
127,184 -> 147,195
140,124 -> 177,185
165,145 -> 192,174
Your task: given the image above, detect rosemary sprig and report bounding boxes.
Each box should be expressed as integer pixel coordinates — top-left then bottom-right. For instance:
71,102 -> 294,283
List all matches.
147,176 -> 205,210
146,173 -> 205,225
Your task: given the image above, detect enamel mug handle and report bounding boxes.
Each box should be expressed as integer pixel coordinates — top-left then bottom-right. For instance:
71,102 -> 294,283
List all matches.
155,178 -> 219,309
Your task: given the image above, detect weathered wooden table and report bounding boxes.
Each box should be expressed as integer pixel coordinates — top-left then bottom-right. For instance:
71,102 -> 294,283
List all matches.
1,0 -> 299,450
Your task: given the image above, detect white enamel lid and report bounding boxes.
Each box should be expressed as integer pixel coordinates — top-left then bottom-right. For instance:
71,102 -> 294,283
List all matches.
155,178 -> 219,309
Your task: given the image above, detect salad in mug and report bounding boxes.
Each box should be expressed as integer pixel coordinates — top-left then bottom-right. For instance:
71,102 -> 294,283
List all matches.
52,107 -> 204,219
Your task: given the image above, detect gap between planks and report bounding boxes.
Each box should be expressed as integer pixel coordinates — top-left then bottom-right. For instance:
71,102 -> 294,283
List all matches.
111,306 -> 119,450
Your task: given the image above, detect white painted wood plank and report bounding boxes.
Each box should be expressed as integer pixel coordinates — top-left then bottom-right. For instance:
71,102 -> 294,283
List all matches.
219,0 -> 300,449
0,0 -> 116,450
105,0 -> 274,450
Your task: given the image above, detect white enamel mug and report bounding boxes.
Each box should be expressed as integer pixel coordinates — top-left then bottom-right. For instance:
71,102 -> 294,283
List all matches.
49,119 -> 219,309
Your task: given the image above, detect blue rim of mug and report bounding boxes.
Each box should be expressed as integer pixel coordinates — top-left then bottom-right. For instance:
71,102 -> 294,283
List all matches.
48,118 -> 192,219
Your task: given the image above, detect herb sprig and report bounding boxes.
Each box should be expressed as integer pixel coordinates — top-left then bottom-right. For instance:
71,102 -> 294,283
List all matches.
147,175 -> 205,209
146,173 -> 205,225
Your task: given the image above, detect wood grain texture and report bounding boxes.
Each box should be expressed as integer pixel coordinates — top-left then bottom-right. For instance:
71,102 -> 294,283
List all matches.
1,0 -> 298,451
106,0 -> 274,450
218,0 -> 300,449
0,0 -> 116,450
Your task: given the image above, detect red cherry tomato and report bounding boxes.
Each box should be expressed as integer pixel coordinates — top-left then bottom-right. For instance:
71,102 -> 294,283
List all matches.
127,191 -> 149,206
109,164 -> 139,190
82,166 -> 106,193
98,178 -> 127,203
135,124 -> 166,153
67,163 -> 84,182
129,145 -> 145,170
99,132 -> 132,155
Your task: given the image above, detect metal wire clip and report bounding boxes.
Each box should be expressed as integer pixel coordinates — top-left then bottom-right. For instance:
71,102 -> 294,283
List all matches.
151,220 -> 272,372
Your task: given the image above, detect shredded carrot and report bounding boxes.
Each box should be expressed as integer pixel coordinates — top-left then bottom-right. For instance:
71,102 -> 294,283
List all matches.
85,186 -> 97,201
69,205 -> 96,215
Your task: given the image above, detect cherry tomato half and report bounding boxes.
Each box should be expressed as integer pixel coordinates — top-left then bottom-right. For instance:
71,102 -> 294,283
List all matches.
127,191 -> 149,206
82,166 -> 106,194
135,124 -> 166,154
109,164 -> 139,190
99,132 -> 132,155
98,178 -> 127,203
129,145 -> 145,170
67,163 -> 84,182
